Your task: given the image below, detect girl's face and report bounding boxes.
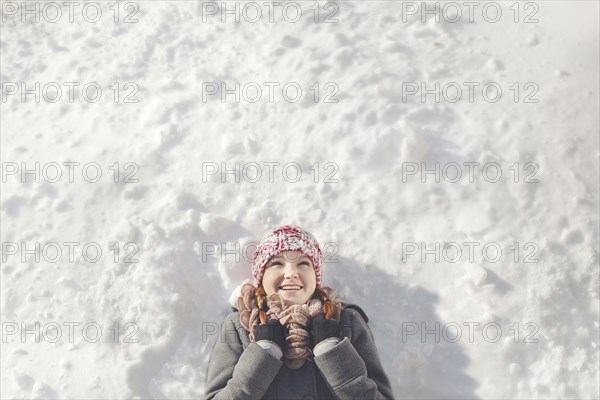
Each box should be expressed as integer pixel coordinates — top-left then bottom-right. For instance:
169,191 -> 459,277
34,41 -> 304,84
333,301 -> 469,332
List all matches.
262,250 -> 317,306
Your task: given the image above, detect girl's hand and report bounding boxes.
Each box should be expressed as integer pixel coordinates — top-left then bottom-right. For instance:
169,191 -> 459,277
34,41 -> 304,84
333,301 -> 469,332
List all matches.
308,315 -> 340,348
254,319 -> 286,350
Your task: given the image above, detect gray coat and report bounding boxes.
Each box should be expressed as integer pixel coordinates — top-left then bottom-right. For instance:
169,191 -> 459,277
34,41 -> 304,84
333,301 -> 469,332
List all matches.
204,304 -> 394,399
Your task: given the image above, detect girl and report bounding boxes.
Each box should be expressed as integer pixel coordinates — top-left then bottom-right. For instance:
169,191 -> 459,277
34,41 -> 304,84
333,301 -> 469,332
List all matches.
204,225 -> 394,399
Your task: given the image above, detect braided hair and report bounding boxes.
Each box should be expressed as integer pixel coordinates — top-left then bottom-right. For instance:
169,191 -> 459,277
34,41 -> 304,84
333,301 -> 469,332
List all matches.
237,283 -> 344,348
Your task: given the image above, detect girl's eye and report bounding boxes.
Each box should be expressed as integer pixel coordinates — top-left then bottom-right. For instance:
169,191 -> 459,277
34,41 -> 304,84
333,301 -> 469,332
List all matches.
268,261 -> 311,268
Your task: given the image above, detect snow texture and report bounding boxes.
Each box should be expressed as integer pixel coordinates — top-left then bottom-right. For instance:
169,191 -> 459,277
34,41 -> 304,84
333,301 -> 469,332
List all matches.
1,1 -> 599,399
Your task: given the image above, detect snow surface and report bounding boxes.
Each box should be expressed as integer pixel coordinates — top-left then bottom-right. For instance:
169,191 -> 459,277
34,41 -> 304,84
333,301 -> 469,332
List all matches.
1,1 -> 599,399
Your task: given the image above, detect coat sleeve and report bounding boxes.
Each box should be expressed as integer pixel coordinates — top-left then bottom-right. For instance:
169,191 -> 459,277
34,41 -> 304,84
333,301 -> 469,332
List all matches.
313,309 -> 395,400
204,313 -> 283,400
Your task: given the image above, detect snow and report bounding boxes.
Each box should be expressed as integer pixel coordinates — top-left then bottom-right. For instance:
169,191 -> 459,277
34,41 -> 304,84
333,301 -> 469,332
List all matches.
1,1 -> 599,399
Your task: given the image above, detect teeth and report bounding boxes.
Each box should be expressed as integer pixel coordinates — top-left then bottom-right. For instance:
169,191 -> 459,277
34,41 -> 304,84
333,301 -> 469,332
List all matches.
279,286 -> 302,290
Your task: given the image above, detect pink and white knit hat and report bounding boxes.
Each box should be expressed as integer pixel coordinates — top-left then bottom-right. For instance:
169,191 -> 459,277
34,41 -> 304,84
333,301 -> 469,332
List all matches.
252,225 -> 324,288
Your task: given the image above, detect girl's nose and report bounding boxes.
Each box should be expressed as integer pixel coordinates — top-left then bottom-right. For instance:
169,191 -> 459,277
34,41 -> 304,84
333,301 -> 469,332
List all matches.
283,263 -> 299,279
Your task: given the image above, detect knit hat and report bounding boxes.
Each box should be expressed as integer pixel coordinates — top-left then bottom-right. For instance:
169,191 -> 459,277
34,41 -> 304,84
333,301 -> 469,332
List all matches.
252,225 -> 324,288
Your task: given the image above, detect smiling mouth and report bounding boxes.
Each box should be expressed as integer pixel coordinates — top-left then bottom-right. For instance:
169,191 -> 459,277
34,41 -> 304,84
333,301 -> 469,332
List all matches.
278,285 -> 303,292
